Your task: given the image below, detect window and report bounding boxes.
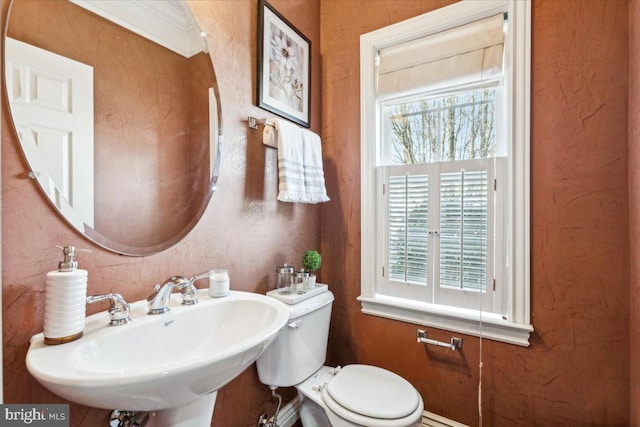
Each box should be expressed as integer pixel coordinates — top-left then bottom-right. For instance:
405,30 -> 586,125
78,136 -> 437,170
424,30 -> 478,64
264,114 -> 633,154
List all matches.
381,88 -> 500,312
360,0 -> 532,346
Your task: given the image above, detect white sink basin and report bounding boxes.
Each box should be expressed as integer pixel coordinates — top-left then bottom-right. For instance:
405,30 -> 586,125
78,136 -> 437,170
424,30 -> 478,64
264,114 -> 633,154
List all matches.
27,290 -> 289,425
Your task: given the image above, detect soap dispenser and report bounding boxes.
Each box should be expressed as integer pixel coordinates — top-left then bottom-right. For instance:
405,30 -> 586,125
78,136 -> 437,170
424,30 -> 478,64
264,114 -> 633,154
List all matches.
43,246 -> 89,345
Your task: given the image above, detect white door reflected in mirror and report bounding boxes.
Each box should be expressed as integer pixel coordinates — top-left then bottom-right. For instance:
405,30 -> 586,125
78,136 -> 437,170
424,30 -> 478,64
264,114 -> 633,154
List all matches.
6,37 -> 94,230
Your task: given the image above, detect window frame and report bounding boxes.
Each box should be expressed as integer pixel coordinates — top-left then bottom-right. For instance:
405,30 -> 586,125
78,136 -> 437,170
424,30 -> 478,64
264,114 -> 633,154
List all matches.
359,0 -> 532,346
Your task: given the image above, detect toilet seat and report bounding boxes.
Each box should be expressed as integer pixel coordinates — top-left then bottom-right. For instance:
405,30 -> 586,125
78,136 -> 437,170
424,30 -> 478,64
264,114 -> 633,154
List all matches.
319,365 -> 423,427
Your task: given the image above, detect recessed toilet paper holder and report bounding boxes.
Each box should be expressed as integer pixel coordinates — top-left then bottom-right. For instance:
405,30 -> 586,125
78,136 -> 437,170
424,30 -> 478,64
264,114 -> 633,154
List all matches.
417,329 -> 463,351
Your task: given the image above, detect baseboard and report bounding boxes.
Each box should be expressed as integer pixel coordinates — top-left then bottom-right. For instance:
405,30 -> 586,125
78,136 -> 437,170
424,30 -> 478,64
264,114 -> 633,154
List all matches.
274,399 -> 467,427
422,411 -> 469,427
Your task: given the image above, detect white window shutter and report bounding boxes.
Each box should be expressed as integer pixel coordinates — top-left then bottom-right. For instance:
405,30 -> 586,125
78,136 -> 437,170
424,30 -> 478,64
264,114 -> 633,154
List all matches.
439,170 -> 488,291
387,172 -> 430,284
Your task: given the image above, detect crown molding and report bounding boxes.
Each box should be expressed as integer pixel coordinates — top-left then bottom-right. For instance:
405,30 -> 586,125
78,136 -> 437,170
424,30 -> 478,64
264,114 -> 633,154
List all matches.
70,0 -> 206,58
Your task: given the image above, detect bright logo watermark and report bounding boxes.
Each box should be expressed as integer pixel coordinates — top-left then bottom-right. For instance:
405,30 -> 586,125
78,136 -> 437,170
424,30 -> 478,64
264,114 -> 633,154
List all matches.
0,405 -> 69,426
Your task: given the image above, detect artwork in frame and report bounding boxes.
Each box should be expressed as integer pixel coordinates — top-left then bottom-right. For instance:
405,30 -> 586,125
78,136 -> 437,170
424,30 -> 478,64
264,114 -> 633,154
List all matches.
257,0 -> 311,128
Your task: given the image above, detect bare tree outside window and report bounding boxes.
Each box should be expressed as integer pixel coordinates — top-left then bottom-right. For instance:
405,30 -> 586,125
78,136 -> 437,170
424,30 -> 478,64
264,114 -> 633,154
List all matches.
388,88 -> 496,165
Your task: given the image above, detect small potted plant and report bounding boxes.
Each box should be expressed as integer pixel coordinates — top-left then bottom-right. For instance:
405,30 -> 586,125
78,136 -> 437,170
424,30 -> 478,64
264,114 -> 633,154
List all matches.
302,250 -> 322,289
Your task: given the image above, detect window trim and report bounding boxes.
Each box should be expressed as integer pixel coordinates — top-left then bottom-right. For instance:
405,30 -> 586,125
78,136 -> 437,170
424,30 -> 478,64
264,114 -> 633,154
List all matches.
359,0 -> 532,346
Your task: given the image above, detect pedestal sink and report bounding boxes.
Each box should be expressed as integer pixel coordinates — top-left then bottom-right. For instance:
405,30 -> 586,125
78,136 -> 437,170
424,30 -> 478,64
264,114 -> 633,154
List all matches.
26,290 -> 289,426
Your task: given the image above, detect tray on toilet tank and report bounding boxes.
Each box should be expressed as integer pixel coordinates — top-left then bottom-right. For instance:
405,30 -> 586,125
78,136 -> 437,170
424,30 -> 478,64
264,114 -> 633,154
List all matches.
266,284 -> 328,305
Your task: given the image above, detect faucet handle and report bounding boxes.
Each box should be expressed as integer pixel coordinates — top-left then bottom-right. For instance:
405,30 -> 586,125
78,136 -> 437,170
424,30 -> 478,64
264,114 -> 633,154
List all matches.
190,270 -> 212,283
87,293 -> 131,326
171,276 -> 198,306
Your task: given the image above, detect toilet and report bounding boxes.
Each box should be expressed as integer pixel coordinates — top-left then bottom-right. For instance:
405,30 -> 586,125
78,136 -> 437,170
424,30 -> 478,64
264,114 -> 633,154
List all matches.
256,289 -> 423,427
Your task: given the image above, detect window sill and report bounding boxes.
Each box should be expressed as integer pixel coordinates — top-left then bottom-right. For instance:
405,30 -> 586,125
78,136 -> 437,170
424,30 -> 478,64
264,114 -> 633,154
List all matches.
357,295 -> 533,347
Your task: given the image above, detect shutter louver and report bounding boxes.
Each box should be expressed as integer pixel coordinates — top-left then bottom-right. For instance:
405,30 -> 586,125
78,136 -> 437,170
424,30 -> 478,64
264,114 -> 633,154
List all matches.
439,170 -> 488,291
388,174 -> 429,284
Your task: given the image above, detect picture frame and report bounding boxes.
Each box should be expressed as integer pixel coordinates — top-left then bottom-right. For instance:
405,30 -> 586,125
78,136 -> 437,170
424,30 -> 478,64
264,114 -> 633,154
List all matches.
257,0 -> 311,128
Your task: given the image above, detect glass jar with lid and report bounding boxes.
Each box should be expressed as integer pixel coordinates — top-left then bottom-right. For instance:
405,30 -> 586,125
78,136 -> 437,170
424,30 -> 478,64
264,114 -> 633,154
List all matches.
276,264 -> 295,294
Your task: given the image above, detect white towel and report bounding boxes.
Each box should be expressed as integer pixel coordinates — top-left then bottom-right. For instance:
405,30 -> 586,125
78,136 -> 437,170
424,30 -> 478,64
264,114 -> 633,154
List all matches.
274,119 -> 306,202
271,118 -> 330,204
301,128 -> 330,203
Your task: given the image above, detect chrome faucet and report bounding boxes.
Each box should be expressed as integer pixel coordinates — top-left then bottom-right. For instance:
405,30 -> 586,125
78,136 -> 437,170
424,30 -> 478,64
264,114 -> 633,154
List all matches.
147,276 -> 198,314
86,293 -> 131,326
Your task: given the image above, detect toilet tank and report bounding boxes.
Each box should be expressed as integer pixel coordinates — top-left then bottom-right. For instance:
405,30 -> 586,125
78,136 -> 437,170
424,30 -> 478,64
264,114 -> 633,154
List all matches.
257,290 -> 334,387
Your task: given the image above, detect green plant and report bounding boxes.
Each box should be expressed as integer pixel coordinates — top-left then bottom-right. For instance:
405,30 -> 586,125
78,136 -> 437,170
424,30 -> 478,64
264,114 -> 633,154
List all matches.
302,250 -> 322,272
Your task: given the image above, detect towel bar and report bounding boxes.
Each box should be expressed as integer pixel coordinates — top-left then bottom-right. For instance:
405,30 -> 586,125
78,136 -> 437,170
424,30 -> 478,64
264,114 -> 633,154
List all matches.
416,329 -> 462,351
248,116 -> 275,130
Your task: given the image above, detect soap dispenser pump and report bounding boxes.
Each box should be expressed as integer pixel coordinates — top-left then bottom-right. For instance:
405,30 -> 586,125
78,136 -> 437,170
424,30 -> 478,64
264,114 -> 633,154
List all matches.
43,246 -> 89,345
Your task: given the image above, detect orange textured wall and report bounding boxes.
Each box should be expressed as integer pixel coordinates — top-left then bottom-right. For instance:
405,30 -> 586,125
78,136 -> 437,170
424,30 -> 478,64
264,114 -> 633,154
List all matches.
1,0 -> 321,425
320,0 -> 630,425
630,0 -> 640,424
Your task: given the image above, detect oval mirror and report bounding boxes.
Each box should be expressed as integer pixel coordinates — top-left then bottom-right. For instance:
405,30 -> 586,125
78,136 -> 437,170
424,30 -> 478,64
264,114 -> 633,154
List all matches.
3,0 -> 221,256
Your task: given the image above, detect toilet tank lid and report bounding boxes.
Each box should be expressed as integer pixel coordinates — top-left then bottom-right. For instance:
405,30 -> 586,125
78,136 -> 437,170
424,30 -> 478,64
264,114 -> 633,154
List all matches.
288,289 -> 334,320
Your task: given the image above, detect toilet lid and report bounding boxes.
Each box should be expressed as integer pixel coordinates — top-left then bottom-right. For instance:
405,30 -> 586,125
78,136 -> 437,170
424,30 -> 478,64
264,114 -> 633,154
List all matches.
324,365 -> 420,420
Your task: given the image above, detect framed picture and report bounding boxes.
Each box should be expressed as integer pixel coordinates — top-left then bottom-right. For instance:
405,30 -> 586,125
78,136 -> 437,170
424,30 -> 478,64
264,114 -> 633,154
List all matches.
257,0 -> 311,128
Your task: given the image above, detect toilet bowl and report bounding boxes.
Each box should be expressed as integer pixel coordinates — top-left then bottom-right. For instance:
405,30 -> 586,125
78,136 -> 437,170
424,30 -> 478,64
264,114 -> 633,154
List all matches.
296,365 -> 423,427
256,288 -> 423,427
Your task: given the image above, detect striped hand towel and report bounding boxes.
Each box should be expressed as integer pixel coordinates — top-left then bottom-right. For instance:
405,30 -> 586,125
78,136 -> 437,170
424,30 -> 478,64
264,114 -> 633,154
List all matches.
273,118 -> 330,204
